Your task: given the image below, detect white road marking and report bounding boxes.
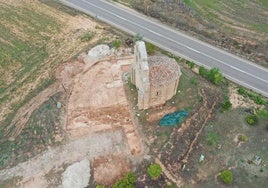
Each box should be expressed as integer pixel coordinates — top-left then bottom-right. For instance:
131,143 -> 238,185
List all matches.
80,0 -> 268,84
62,0 -> 268,95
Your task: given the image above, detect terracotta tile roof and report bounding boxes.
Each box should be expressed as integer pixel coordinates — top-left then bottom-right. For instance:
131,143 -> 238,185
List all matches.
148,56 -> 181,86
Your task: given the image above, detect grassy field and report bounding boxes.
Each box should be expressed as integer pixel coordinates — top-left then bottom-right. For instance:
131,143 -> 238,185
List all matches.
0,0 -> 110,169
0,0 -> 101,133
0,92 -> 65,169
0,2 -> 59,127
114,0 -> 268,67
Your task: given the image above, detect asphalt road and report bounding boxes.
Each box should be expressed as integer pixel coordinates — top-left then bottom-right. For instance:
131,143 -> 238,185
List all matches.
60,0 -> 268,97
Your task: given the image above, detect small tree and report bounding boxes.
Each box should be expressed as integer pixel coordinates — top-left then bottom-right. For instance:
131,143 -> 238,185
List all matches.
147,163 -> 162,179
220,169 -> 233,184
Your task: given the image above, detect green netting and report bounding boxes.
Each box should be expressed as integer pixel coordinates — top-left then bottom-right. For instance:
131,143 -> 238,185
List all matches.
159,110 -> 188,126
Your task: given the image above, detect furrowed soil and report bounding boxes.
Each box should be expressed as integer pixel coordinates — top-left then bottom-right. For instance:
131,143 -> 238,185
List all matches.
0,0 -> 120,171
114,0 -> 268,67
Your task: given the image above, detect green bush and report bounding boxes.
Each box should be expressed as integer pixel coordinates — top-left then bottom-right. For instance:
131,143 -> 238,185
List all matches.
253,95 -> 265,105
80,32 -> 95,42
237,87 -> 246,95
199,66 -> 208,77
238,134 -> 247,142
147,163 -> 162,179
96,185 -> 105,188
208,68 -> 223,85
111,39 -> 122,49
186,61 -> 195,69
145,42 -> 155,54
237,87 -> 266,105
199,67 -> 223,85
112,172 -> 136,188
220,169 -> 233,184
206,131 -> 220,146
246,115 -> 258,125
257,109 -> 268,119
221,99 -> 232,111
190,77 -> 198,85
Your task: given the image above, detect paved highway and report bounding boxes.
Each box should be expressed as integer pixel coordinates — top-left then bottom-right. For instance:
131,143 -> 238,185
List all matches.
60,0 -> 268,97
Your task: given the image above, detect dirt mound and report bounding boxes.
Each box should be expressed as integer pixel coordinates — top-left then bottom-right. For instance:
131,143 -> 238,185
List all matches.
93,154 -> 131,185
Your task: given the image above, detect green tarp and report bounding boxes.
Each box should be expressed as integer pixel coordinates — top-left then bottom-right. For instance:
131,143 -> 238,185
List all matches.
159,110 -> 188,126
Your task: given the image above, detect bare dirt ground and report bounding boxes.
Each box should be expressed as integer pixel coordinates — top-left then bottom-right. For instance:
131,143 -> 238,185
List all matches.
0,130 -> 126,187
93,154 -> 131,185
0,46 -> 146,187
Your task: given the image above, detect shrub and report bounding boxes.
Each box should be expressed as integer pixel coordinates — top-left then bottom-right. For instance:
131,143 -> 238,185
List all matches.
237,87 -> 266,105
220,169 -> 233,184
145,42 -> 155,54
208,68 -> 223,85
111,39 -> 122,49
206,131 -> 220,146
80,32 -> 95,42
199,67 -> 223,85
221,99 -> 232,111
246,115 -> 258,125
96,185 -> 105,188
199,66 -> 208,77
253,95 -> 265,105
112,172 -> 136,188
238,134 -> 247,142
186,61 -> 195,69
147,163 -> 162,179
237,87 -> 246,95
190,77 -> 197,85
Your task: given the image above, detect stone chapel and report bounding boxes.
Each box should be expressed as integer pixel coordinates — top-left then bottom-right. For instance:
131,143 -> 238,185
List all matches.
131,41 -> 181,109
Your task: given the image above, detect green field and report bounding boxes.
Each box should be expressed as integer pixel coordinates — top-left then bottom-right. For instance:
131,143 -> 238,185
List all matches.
0,2 -> 61,129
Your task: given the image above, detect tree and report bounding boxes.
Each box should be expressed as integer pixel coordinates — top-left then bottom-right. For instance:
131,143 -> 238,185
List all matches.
147,163 -> 162,179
